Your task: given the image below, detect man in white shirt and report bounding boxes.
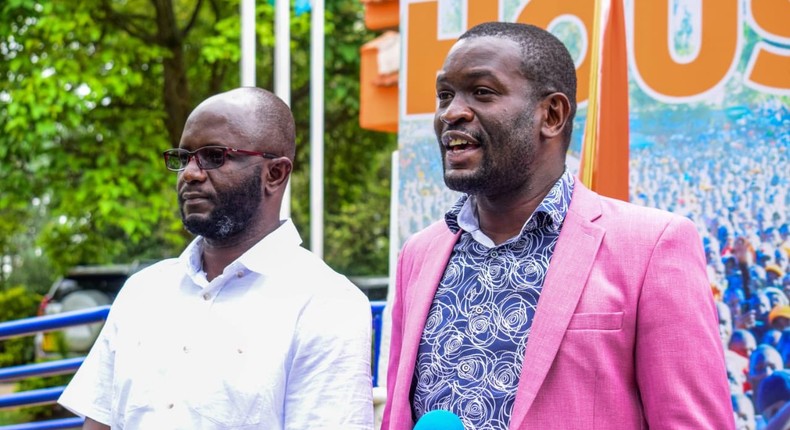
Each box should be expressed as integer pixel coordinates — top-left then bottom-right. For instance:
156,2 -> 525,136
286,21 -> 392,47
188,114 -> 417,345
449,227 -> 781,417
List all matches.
58,87 -> 374,429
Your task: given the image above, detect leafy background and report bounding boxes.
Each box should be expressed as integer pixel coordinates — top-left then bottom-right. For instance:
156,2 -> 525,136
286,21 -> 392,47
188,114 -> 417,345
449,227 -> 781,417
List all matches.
0,0 -> 397,294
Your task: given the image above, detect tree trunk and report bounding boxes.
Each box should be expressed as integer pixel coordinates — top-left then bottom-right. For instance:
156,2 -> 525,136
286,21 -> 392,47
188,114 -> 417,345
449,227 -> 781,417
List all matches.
153,0 -> 191,148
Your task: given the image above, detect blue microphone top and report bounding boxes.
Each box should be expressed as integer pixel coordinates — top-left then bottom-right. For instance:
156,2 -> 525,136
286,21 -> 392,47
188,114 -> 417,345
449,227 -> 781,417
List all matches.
413,410 -> 465,430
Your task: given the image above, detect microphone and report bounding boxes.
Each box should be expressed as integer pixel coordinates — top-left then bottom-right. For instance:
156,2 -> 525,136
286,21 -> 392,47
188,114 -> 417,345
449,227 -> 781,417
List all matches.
414,410 -> 465,430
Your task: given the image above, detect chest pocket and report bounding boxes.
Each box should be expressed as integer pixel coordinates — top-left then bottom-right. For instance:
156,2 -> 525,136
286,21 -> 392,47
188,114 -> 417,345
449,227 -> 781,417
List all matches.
566,311 -> 624,331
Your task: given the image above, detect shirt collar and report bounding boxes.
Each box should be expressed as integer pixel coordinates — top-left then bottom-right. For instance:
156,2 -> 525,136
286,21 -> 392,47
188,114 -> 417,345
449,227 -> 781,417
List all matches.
444,170 -> 575,241
179,219 -> 303,278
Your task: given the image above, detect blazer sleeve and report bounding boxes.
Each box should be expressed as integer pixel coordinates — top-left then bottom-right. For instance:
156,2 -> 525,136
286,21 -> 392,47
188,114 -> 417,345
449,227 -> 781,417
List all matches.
635,216 -> 735,429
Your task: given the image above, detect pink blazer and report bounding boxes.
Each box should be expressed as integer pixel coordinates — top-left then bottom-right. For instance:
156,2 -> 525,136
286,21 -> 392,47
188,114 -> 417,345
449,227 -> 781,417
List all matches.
382,182 -> 734,430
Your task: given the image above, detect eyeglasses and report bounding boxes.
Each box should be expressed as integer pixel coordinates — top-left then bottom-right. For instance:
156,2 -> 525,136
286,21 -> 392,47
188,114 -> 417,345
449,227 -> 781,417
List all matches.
162,146 -> 279,172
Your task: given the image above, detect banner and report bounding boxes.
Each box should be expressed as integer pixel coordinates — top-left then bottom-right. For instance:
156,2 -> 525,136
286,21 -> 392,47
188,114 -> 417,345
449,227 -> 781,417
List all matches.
396,0 -> 789,419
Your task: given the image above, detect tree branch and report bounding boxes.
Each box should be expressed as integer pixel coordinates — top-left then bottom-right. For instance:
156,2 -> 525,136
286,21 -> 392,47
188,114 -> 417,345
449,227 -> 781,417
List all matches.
209,0 -> 223,18
180,0 -> 205,39
96,0 -> 160,45
208,61 -> 228,94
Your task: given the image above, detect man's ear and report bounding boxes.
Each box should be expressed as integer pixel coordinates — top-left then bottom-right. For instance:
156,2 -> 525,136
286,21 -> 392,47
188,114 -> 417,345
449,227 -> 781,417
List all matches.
264,157 -> 292,194
540,92 -> 571,139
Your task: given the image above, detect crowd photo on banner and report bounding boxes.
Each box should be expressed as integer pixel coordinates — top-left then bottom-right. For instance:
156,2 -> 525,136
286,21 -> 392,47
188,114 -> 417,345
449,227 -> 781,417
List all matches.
630,100 -> 790,428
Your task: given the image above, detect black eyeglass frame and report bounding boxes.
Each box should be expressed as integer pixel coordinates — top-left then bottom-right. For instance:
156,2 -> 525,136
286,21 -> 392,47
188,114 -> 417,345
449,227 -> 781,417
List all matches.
162,146 -> 280,172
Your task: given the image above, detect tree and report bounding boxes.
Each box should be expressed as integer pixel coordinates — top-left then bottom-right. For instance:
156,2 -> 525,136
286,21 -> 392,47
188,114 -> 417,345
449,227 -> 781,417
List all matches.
0,0 -> 396,283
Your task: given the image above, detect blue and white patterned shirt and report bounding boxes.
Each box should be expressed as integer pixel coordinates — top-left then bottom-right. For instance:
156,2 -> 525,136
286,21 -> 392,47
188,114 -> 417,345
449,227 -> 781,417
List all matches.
411,171 -> 574,430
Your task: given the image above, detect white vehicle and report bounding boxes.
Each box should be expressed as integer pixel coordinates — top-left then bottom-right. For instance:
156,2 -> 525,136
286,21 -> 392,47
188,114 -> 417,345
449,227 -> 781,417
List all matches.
34,262 -> 150,360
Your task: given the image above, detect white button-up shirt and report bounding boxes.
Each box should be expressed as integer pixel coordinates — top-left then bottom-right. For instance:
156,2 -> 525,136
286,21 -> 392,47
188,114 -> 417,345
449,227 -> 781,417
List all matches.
59,220 -> 374,429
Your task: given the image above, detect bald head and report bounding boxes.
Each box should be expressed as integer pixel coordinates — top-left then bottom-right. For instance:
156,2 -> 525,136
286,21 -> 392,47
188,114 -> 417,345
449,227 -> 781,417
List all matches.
189,87 -> 296,160
717,301 -> 733,346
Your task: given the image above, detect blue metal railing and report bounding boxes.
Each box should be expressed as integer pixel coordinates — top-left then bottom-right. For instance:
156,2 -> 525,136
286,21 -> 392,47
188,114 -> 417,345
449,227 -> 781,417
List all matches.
0,300 -> 388,429
0,307 -> 112,429
0,387 -> 67,410
0,417 -> 84,430
0,307 -> 111,342
0,358 -> 84,383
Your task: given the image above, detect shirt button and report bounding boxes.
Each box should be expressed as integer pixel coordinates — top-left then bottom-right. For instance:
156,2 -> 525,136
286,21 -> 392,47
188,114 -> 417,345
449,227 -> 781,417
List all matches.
236,271 -> 244,278
203,293 -> 211,300
167,403 -> 174,409
491,251 -> 499,258
183,346 -> 189,353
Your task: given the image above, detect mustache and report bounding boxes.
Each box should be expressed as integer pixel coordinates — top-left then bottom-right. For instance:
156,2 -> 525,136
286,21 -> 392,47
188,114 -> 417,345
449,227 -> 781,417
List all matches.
178,190 -> 215,204
438,127 -> 484,147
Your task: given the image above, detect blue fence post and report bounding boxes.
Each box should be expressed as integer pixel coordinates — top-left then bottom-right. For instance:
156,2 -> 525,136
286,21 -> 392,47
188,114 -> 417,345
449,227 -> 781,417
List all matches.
370,300 -> 386,387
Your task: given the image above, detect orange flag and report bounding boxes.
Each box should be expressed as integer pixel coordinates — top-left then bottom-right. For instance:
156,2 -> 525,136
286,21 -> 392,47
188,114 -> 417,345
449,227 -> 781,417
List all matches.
579,0 -> 630,201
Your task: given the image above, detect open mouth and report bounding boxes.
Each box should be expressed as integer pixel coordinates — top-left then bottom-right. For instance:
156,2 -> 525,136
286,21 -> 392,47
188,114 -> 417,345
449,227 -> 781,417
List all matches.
447,138 -> 480,152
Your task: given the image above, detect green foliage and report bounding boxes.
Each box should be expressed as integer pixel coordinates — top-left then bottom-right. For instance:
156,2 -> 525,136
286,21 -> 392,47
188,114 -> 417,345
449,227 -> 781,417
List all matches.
0,408 -> 36,426
0,0 -> 182,275
0,0 -> 395,283
0,286 -> 40,367
4,250 -> 56,296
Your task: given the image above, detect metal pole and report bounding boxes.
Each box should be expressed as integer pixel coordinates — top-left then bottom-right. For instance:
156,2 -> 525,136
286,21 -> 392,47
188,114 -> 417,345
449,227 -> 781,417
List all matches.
240,0 -> 256,86
275,0 -> 292,219
310,0 -> 325,257
379,150 -> 399,387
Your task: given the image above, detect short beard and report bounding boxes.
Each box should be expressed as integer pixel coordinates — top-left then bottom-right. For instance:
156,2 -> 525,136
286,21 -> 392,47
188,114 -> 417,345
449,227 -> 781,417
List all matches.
443,164 -> 490,194
181,166 -> 263,241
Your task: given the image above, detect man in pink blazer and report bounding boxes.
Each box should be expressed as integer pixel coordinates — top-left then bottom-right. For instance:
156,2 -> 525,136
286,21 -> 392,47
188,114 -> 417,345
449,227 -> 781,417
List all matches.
382,22 -> 734,429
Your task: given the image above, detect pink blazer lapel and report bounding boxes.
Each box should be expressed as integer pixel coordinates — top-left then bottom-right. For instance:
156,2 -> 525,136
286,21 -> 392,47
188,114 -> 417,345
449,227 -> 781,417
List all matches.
509,183 -> 605,430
